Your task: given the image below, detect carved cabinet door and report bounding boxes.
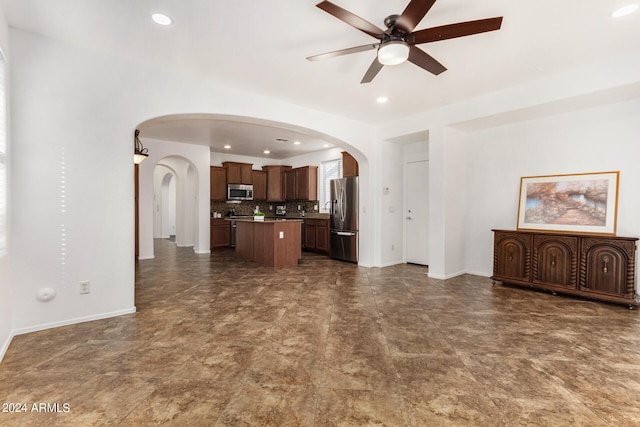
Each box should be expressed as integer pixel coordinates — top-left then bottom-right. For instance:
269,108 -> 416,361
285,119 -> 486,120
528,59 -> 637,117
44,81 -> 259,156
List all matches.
533,235 -> 578,289
494,232 -> 531,282
580,238 -> 636,298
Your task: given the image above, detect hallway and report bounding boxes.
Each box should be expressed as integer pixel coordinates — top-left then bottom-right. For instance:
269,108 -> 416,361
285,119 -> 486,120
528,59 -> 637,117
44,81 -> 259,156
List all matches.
1,239 -> 640,425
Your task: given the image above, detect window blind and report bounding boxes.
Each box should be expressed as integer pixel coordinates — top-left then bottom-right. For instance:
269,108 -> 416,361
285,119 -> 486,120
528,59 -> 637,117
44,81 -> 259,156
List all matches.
320,158 -> 342,212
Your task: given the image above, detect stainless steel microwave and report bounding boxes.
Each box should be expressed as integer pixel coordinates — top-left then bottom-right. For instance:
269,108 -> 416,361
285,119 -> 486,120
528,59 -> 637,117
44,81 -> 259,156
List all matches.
227,184 -> 253,201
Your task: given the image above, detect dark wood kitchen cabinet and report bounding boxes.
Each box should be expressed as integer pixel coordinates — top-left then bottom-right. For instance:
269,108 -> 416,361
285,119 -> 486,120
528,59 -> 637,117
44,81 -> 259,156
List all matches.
223,161 -> 253,185
262,165 -> 292,202
342,151 -> 359,177
492,229 -> 638,307
210,218 -> 231,249
252,170 -> 267,201
304,218 -> 329,255
284,169 -> 296,201
210,166 -> 227,201
285,166 -> 318,201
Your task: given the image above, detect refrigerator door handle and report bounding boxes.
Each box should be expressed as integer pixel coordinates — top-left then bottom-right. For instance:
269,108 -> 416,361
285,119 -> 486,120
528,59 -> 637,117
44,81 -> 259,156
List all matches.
333,231 -> 356,236
340,187 -> 346,222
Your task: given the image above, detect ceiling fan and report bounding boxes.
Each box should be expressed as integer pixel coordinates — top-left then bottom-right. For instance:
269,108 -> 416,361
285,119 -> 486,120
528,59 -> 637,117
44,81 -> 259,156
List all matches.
307,0 -> 503,83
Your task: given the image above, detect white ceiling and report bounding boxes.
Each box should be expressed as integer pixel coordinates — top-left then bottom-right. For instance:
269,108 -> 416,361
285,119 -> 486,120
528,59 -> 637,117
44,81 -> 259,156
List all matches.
3,0 -> 639,158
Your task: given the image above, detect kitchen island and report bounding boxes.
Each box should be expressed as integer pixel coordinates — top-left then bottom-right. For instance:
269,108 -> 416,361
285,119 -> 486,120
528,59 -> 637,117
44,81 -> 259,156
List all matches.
234,218 -> 302,267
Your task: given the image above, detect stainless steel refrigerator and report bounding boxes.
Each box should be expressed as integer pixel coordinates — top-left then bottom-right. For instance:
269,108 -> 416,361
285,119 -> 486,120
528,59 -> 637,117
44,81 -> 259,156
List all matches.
329,177 -> 358,263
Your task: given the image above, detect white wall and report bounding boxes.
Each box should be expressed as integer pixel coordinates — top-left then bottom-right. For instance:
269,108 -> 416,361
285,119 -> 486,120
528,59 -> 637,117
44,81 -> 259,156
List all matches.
0,5 -> 11,362
464,98 -> 640,277
10,29 -> 137,333
211,152 -> 281,169
379,140 -> 404,267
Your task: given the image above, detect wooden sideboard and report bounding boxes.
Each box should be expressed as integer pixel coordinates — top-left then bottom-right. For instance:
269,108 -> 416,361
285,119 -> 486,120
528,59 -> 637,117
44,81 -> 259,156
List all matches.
492,229 -> 638,308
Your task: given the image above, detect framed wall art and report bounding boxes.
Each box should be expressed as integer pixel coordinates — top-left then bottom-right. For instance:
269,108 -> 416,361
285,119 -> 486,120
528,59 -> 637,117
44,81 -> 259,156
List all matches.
517,171 -> 619,234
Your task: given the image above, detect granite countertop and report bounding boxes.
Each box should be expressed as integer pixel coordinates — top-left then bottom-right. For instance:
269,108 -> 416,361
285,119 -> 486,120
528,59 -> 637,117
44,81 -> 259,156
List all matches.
231,217 -> 303,223
221,213 -> 330,220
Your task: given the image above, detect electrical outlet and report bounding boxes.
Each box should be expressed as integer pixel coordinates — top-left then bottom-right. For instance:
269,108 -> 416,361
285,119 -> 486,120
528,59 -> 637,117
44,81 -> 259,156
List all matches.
79,281 -> 90,294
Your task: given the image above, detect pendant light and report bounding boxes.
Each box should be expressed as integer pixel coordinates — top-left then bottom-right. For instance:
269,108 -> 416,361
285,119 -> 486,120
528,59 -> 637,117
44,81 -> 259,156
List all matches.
134,129 -> 149,164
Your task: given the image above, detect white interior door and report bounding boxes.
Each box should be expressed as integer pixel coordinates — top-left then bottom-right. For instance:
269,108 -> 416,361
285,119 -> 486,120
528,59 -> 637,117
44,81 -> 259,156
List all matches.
405,160 -> 429,265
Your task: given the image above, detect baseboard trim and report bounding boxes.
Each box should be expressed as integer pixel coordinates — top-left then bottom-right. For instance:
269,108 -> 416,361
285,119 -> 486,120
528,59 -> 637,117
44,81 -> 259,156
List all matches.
11,307 -> 137,338
0,331 -> 14,363
378,260 -> 405,268
464,270 -> 492,278
427,270 -> 466,280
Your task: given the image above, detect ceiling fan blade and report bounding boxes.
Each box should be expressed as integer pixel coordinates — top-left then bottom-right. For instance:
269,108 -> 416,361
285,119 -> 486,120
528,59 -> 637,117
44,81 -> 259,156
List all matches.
408,45 -> 446,75
410,17 -> 503,44
306,43 -> 379,61
316,1 -> 384,39
395,0 -> 438,34
360,58 -> 384,84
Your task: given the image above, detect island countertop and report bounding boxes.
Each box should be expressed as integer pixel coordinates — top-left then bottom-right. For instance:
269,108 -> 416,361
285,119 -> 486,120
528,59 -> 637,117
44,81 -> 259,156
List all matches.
230,217 -> 303,223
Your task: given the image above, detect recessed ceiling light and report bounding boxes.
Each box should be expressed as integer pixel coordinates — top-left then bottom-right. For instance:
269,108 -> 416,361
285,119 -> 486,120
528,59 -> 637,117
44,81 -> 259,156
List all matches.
293,141 -> 301,145
151,13 -> 173,26
224,144 -> 231,149
263,149 -> 270,154
323,144 -> 330,148
377,96 -> 388,104
612,4 -> 638,17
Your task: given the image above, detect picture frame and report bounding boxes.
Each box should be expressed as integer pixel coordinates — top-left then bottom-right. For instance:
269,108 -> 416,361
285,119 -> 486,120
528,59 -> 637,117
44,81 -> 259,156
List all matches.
517,171 -> 619,234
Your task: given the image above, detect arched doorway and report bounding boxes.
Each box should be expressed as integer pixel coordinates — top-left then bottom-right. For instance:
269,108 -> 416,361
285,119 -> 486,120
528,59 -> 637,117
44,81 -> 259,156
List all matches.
154,166 -> 176,240
153,156 -> 198,248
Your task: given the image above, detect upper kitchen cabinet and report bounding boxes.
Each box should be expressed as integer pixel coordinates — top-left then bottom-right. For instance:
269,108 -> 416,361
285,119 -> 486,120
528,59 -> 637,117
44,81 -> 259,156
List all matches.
252,170 -> 267,201
342,151 -> 359,177
223,161 -> 253,185
296,166 -> 318,200
285,166 -> 318,201
210,166 -> 227,201
285,169 -> 297,201
262,165 -> 292,202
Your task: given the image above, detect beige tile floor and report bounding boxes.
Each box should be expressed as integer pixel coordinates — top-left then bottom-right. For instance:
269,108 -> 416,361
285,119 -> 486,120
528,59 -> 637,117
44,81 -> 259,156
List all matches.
2,238 -> 640,426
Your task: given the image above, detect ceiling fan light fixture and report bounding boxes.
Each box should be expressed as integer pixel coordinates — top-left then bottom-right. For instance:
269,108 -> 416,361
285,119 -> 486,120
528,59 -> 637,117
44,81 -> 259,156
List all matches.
377,41 -> 410,66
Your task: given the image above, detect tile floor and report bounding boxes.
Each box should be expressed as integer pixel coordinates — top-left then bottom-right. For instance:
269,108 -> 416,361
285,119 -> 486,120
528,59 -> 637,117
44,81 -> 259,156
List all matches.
2,238 -> 640,426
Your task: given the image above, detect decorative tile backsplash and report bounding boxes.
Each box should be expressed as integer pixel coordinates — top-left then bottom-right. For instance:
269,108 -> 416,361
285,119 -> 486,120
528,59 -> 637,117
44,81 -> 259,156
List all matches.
211,200 -> 320,217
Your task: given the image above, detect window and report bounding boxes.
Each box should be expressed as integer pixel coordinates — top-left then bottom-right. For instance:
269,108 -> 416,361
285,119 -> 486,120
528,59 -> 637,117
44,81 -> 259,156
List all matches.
0,52 -> 6,257
320,158 -> 342,213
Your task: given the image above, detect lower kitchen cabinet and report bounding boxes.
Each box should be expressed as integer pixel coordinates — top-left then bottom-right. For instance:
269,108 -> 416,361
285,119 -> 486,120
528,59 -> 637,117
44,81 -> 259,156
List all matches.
492,229 -> 638,307
304,218 -> 329,255
210,218 -> 231,249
